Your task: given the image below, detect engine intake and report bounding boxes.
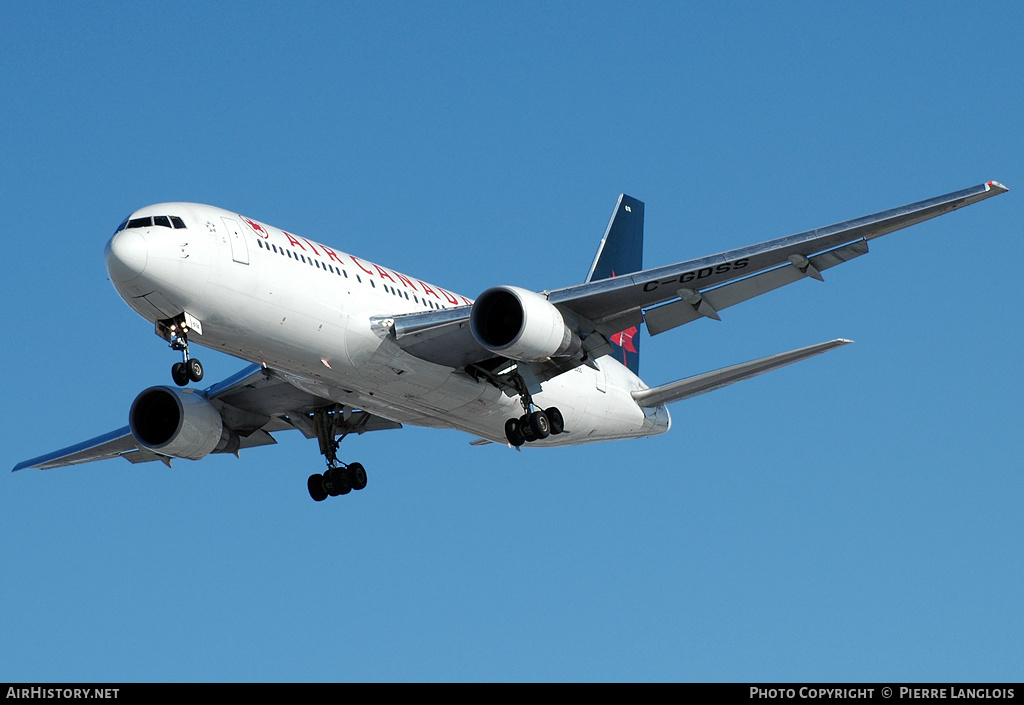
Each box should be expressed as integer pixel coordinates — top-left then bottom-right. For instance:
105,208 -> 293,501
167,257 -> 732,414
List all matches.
470,286 -> 581,362
129,386 -> 235,460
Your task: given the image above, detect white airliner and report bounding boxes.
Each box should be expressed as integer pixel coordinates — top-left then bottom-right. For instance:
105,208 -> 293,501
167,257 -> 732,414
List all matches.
14,182 -> 1008,501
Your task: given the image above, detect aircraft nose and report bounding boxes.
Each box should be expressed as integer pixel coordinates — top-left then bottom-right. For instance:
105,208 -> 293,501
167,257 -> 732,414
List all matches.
105,229 -> 148,282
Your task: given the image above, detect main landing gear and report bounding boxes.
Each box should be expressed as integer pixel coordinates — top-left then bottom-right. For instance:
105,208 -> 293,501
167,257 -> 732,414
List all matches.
158,315 -> 204,387
307,406 -> 369,502
502,373 -> 565,448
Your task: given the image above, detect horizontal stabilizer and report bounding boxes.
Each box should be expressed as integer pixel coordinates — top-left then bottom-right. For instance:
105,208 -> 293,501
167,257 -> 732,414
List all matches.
631,338 -> 852,407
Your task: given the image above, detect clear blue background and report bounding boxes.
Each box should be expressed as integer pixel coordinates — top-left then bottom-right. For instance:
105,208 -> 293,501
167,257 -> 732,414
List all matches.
2,2 -> 1020,682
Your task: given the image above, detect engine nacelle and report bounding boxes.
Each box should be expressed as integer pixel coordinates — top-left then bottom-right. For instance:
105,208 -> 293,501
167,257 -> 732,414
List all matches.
470,286 -> 581,362
129,386 -> 234,460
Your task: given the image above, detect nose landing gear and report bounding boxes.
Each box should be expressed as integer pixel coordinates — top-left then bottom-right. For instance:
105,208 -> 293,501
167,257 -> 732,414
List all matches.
158,314 -> 204,386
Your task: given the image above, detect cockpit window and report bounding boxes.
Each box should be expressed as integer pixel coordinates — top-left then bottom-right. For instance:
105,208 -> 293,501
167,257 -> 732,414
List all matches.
123,215 -> 188,230
115,216 -> 130,234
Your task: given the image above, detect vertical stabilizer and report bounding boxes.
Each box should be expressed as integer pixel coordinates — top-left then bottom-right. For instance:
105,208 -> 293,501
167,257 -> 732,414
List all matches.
586,195 -> 644,374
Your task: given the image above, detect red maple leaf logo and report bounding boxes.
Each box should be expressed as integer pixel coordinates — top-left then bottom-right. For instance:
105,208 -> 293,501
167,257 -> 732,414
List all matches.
242,217 -> 268,237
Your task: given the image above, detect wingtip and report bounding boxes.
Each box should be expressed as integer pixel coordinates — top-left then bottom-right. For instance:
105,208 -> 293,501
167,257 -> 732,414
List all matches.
986,181 -> 1009,193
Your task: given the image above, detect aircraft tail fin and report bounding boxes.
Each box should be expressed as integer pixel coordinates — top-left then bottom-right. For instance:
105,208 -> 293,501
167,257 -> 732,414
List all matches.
587,194 -> 644,374
586,194 -> 644,282
632,338 -> 852,408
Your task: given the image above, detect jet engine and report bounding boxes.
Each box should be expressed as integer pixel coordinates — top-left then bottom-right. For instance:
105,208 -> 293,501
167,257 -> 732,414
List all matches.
129,386 -> 237,460
470,286 -> 581,362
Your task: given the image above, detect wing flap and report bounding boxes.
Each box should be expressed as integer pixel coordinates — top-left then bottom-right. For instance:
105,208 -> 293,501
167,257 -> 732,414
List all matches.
632,338 -> 853,407
644,240 -> 869,336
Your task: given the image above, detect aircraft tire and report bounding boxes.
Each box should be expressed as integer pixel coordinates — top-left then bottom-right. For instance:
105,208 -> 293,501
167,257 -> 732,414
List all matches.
528,411 -> 551,440
505,419 -> 525,447
325,467 -> 352,496
308,474 -> 329,502
545,407 -> 564,435
171,362 -> 189,387
186,358 -> 204,383
349,462 -> 367,490
519,415 -> 537,442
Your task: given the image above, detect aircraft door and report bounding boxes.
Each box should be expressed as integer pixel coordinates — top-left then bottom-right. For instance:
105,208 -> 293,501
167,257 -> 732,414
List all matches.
221,217 -> 249,265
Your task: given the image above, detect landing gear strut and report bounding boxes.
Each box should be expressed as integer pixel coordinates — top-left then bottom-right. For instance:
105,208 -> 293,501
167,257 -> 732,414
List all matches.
501,371 -> 565,447
307,406 -> 369,502
158,315 -> 204,387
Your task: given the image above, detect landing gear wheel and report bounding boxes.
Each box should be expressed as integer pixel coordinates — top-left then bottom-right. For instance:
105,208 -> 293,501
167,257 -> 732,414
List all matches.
545,407 -> 564,435
324,467 -> 352,496
309,407 -> 370,501
171,362 -> 189,387
505,418 -> 526,447
528,410 -> 551,440
308,474 -> 328,502
519,414 -> 537,442
186,358 -> 204,383
349,462 -> 367,490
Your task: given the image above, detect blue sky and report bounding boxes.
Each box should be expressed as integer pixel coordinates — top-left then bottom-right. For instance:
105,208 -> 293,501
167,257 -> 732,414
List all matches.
2,2 -> 1020,682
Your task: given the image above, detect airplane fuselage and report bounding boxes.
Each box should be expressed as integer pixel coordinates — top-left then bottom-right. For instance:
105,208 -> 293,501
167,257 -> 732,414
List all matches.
105,203 -> 672,447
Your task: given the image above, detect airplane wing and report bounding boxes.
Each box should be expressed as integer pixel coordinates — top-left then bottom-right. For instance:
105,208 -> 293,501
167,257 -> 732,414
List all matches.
13,364 -> 402,471
381,181 -> 1008,371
